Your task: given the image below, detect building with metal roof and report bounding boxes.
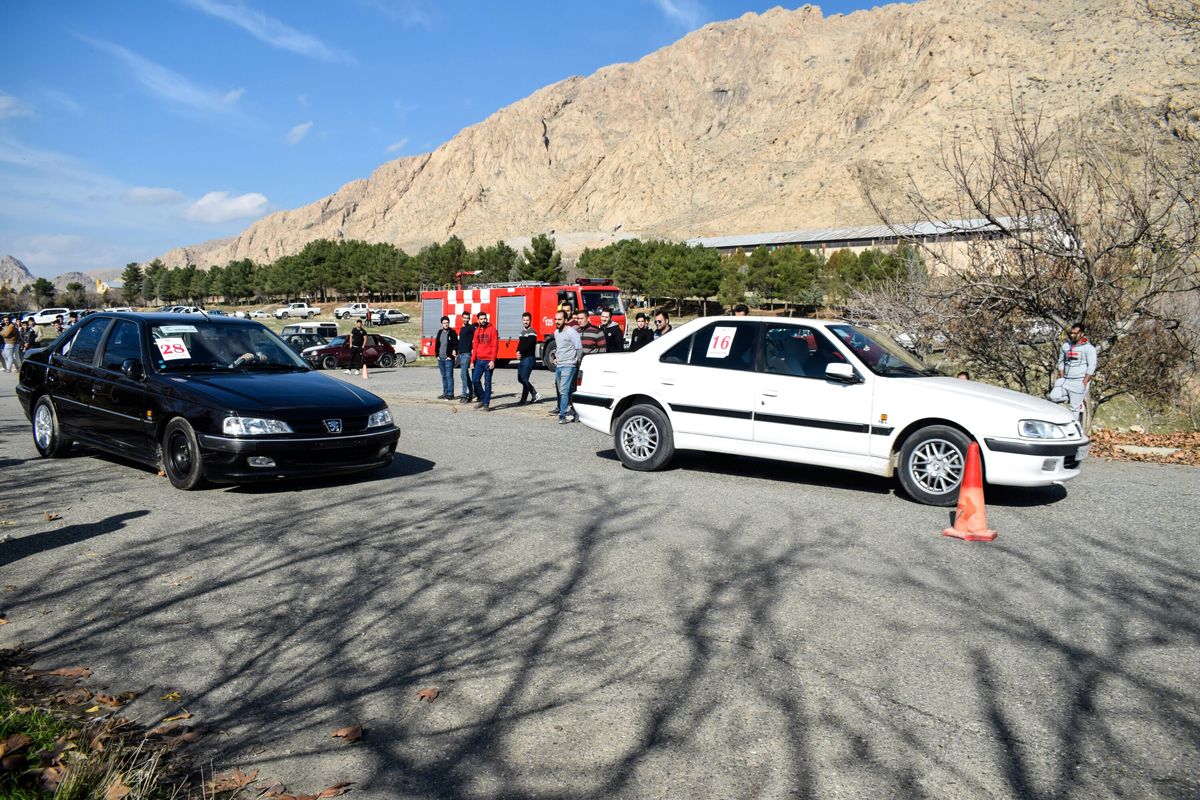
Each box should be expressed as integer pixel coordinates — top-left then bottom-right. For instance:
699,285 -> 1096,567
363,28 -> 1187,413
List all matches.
686,217 -> 1020,256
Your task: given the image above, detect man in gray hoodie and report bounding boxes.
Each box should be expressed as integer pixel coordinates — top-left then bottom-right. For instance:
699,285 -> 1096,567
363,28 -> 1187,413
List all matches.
1051,322 -> 1097,421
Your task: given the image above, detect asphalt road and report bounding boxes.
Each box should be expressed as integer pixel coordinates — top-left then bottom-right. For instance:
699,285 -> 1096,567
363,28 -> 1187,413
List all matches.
1,364 -> 1197,799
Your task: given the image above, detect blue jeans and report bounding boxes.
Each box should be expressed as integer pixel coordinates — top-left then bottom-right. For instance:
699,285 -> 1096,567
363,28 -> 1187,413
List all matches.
517,355 -> 537,401
471,361 -> 493,406
555,365 -> 577,419
437,357 -> 455,396
457,353 -> 472,398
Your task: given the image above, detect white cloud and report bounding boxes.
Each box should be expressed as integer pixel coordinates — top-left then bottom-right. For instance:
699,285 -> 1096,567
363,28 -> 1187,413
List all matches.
384,137 -> 409,154
5,234 -> 129,278
286,121 -> 313,144
356,0 -> 433,28
121,186 -> 188,205
182,0 -> 353,62
651,0 -> 707,28
297,93 -> 308,107
39,88 -> 83,115
82,36 -> 243,115
0,92 -> 35,119
183,191 -> 269,223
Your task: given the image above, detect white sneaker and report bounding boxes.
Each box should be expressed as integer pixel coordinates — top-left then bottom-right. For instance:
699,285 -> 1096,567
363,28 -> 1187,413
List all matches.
343,369 -> 351,374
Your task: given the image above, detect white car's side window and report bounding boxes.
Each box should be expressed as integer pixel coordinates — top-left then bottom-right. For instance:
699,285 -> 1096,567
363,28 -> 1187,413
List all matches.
685,322 -> 760,371
764,325 -> 845,379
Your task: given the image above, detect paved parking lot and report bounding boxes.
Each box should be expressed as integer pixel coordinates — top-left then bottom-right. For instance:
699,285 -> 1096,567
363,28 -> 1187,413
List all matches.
1,364 -> 1198,799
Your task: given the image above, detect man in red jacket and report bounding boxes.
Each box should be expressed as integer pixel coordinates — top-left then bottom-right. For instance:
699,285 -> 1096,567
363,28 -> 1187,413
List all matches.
469,311 -> 499,411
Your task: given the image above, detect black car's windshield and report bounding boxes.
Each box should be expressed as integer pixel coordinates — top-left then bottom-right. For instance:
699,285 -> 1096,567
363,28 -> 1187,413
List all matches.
827,324 -> 940,377
151,321 -> 308,372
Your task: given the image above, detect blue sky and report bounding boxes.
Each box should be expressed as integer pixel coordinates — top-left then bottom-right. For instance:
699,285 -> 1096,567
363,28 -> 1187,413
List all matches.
1,0 -> 883,278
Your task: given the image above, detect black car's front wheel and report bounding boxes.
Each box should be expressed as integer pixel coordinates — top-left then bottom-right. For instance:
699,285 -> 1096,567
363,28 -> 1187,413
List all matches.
613,404 -> 675,471
162,418 -> 206,490
32,395 -> 72,458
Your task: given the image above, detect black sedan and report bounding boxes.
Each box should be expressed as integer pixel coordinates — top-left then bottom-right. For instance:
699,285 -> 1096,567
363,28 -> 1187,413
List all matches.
16,312 -> 401,489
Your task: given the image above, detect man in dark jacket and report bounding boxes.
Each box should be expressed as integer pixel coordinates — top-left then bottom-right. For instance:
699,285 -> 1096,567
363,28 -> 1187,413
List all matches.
516,312 -> 541,404
458,313 -> 476,403
600,309 -> 624,352
347,319 -> 366,374
435,316 -> 458,399
629,313 -> 654,352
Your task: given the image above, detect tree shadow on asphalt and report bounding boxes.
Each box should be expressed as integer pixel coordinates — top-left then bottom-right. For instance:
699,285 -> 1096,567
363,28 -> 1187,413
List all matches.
0,510 -> 149,570
5,465 -> 1197,798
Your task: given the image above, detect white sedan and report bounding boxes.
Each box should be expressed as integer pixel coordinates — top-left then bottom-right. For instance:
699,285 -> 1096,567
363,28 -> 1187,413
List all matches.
571,316 -> 1088,506
374,334 -> 418,366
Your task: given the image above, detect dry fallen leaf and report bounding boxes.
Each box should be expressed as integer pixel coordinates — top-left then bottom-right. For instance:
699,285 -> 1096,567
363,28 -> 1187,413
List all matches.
0,615 -> 8,625
38,666 -> 92,679
416,687 -> 440,703
56,687 -> 92,705
157,470 -> 166,478
317,782 -> 355,797
159,691 -> 182,702
105,774 -> 131,800
84,705 -> 102,713
161,710 -> 192,723
1,733 -> 32,757
210,767 -> 258,792
330,725 -> 362,743
1,753 -> 26,772
94,693 -> 124,708
3,585 -> 14,592
38,764 -> 66,792
44,511 -> 61,522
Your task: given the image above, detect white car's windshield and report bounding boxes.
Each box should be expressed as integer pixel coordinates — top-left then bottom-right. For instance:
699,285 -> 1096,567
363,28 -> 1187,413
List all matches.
150,321 -> 308,372
828,324 -> 941,377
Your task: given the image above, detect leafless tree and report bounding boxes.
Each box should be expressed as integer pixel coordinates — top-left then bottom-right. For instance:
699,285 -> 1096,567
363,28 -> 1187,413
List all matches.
853,103 -> 1200,414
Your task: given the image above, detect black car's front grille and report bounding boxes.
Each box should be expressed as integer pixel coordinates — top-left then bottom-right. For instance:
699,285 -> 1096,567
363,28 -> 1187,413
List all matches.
288,416 -> 370,435
277,443 -> 390,467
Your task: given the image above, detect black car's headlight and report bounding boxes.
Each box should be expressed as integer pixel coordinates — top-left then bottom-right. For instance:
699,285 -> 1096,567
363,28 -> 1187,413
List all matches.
1018,419 -> 1071,439
223,416 -> 294,436
367,408 -> 393,428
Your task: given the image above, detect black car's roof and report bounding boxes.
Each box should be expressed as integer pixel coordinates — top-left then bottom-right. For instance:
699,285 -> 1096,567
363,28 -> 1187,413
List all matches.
88,312 -> 261,326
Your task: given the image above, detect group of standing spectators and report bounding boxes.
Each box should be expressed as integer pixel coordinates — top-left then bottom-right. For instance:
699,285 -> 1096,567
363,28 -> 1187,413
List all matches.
1,315 -> 53,374
430,304 -> 675,422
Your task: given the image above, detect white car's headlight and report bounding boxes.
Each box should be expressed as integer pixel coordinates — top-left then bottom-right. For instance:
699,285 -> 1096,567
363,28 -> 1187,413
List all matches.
1019,419 -> 1069,439
223,416 -> 294,436
367,408 -> 393,428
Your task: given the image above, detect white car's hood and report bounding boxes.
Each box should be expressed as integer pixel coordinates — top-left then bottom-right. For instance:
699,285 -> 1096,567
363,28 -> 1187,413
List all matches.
911,376 -> 1075,422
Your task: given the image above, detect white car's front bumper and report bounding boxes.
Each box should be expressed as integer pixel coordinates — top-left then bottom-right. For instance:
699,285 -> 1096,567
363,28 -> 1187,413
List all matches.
981,437 -> 1088,487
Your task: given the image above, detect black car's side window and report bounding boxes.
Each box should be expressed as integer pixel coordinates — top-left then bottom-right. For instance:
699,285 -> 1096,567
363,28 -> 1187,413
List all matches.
58,319 -> 108,365
764,325 -> 845,379
100,320 -> 142,372
687,321 -> 760,372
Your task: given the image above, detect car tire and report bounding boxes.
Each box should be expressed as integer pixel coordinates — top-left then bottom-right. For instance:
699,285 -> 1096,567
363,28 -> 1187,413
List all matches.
321,355 -> 338,370
378,353 -> 395,368
613,404 -> 675,471
32,395 -> 72,458
541,340 -> 557,371
307,311 -> 315,318
395,354 -> 407,367
162,418 -> 206,490
898,425 -> 973,506
281,311 -> 290,319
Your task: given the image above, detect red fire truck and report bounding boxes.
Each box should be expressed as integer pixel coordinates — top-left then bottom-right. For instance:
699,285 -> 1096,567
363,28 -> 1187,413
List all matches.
419,279 -> 626,369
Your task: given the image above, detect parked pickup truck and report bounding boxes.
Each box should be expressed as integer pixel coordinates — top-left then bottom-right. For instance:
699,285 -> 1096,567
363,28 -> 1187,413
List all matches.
333,302 -> 374,320
274,302 -> 321,319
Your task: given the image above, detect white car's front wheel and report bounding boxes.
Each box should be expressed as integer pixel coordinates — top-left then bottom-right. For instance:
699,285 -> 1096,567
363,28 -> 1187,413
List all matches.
898,425 -> 972,506
614,404 -> 675,471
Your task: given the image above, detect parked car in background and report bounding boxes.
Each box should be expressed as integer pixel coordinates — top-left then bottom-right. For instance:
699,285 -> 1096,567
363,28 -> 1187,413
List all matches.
303,333 -> 397,370
274,302 -> 321,319
571,316 -> 1088,506
248,309 -> 270,318
372,309 -> 410,325
281,321 -> 339,339
29,307 -> 71,325
15,312 -> 400,489
281,332 -> 328,354
374,334 -> 417,366
333,302 -> 372,320
171,306 -> 204,314
105,307 -> 134,313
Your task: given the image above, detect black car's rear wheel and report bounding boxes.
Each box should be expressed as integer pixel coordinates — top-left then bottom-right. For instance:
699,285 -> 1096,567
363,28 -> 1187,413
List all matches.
32,395 -> 72,458
378,353 -> 395,368
321,354 -> 338,370
162,418 -> 206,490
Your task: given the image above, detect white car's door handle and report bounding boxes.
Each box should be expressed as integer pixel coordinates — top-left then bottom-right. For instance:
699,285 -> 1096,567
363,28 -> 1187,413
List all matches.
762,391 -> 779,398
660,380 -> 674,386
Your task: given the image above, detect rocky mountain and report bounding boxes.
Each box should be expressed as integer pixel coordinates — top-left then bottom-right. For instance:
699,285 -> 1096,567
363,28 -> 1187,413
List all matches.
0,255 -> 35,290
155,0 -> 1197,268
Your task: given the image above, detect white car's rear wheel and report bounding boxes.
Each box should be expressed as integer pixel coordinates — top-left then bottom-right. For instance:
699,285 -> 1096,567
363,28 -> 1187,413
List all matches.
614,404 -> 675,471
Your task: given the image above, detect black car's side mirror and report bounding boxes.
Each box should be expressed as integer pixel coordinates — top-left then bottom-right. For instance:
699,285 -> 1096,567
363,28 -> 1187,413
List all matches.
825,362 -> 861,384
121,358 -> 146,381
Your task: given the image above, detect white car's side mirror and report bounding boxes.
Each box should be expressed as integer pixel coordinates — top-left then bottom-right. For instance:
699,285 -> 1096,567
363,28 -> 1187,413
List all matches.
825,362 -> 860,383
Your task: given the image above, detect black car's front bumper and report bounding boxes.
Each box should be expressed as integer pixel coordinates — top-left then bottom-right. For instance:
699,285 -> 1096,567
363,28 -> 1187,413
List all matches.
195,426 -> 401,482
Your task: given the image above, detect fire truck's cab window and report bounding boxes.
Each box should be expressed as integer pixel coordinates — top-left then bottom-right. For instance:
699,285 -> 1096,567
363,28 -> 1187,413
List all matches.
581,290 -> 624,315
557,291 -> 576,313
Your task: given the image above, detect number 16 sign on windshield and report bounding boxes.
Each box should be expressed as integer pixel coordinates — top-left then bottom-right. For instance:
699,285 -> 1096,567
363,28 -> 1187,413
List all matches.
706,326 -> 736,359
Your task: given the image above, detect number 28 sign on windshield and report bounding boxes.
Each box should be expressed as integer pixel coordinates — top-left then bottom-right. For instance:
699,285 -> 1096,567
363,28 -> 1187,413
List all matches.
156,338 -> 191,361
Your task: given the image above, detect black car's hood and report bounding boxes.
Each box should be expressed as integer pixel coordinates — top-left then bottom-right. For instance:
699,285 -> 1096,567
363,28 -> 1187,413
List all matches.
156,370 -> 386,415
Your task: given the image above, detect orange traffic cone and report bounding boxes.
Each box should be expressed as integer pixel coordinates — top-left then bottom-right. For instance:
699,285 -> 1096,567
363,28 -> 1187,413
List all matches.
942,442 -> 996,542
360,363 -> 368,380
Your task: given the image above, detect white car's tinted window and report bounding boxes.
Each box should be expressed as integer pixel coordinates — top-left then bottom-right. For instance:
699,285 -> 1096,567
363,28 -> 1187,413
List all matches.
58,318 -> 108,364
764,325 -> 846,379
687,321 -> 760,371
